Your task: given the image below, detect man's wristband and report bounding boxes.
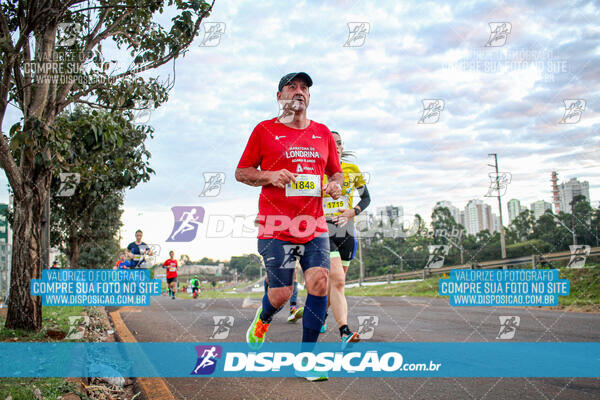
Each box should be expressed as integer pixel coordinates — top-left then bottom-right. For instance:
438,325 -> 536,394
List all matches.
353,207 -> 361,216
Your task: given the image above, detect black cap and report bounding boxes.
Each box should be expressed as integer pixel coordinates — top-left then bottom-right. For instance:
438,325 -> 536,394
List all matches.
278,72 -> 313,92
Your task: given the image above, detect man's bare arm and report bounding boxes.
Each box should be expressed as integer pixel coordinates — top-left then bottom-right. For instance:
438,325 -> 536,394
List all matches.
329,172 -> 344,187
323,171 -> 344,199
235,167 -> 296,188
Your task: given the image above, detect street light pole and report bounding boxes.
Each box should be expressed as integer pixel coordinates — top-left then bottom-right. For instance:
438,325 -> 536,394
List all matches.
488,153 -> 507,259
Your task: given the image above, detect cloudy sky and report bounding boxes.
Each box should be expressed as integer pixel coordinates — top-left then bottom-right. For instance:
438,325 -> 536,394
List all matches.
2,0 -> 599,261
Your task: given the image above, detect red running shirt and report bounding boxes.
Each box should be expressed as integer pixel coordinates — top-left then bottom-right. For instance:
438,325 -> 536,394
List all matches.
163,259 -> 178,279
237,118 -> 342,243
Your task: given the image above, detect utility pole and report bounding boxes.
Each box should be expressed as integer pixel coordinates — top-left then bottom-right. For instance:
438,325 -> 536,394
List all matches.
570,199 -> 577,245
488,154 -> 507,259
357,229 -> 364,287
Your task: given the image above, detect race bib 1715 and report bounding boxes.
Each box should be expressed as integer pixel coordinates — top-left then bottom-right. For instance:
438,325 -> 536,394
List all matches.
323,196 -> 348,215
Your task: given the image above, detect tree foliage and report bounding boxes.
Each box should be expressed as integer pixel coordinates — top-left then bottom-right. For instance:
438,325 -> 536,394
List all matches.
50,107 -> 154,267
352,203 -> 599,280
0,0 -> 214,330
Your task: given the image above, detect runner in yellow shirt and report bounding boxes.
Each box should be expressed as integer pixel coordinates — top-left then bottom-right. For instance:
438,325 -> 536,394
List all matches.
322,131 -> 371,347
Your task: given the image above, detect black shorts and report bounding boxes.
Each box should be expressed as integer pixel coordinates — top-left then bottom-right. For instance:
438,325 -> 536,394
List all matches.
327,220 -> 357,262
258,233 -> 329,288
167,277 -> 177,284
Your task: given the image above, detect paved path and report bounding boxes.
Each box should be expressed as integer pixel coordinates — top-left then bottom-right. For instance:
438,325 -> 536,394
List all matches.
110,295 -> 600,400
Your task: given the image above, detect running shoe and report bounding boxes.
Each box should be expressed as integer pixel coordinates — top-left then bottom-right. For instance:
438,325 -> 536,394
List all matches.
287,306 -> 304,323
305,371 -> 329,382
341,331 -> 360,350
295,361 -> 328,381
320,323 -> 327,333
246,307 -> 269,350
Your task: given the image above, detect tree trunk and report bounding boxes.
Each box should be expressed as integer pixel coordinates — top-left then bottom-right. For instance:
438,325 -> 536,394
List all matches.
5,179 -> 49,331
69,235 -> 81,268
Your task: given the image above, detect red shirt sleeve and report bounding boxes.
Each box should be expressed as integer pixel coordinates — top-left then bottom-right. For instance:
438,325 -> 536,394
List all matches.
324,129 -> 342,177
163,260 -> 169,266
237,124 -> 263,169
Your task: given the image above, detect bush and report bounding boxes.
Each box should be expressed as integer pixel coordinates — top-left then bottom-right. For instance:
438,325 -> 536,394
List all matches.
506,239 -> 552,258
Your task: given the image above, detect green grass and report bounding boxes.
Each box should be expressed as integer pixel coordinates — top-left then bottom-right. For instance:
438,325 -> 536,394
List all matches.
346,266 -> 600,311
0,378 -> 80,400
159,266 -> 600,311
0,306 -> 84,341
161,279 -> 264,299
345,276 -> 443,298
557,265 -> 600,309
166,289 -> 264,299
0,307 -> 86,399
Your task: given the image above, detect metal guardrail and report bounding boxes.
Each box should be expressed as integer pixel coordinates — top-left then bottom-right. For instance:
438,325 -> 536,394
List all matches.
346,246 -> 600,285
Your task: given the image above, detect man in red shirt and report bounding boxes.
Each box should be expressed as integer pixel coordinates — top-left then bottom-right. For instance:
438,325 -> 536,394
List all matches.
163,250 -> 179,299
236,72 -> 344,367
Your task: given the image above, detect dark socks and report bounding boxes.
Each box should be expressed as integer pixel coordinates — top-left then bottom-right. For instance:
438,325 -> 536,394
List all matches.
259,293 -> 281,323
339,324 -> 352,337
302,293 -> 327,342
302,327 -> 320,342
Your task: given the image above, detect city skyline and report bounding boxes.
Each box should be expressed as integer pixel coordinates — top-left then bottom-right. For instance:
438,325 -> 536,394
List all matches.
368,175 -> 597,237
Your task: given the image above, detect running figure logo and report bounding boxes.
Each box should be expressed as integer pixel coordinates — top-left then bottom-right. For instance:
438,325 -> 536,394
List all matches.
281,245 -> 305,269
199,22 -> 226,47
199,172 -> 226,197
144,244 -> 161,264
56,22 -> 81,47
277,99 -> 297,124
485,22 -> 511,47
132,99 -> 154,125
418,99 -> 445,124
167,206 -> 205,242
485,172 -> 512,197
210,316 -> 234,339
425,245 -> 450,269
66,316 -> 90,340
567,245 -> 591,268
357,316 -> 379,339
191,345 -> 222,375
57,173 -> 80,197
497,316 -> 520,339
559,99 -> 586,124
344,22 -> 370,47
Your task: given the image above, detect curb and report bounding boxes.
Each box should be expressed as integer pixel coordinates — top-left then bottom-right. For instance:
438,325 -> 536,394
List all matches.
109,309 -> 176,400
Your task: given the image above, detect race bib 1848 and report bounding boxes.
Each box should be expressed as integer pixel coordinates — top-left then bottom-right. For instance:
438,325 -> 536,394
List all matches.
285,174 -> 321,197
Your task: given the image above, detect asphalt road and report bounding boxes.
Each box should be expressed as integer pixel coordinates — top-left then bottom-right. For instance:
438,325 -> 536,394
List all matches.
111,295 -> 600,400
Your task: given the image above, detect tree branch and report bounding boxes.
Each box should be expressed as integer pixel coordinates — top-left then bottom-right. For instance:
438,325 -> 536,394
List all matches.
0,11 -> 25,199
28,26 -> 58,119
54,6 -> 130,107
